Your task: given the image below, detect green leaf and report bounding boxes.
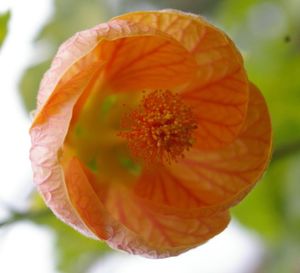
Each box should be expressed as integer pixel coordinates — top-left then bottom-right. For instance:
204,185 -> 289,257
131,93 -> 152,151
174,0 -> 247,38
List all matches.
0,11 -> 10,48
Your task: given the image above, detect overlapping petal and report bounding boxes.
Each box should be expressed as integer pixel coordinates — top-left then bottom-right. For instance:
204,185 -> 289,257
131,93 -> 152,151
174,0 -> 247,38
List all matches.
65,157 -> 229,257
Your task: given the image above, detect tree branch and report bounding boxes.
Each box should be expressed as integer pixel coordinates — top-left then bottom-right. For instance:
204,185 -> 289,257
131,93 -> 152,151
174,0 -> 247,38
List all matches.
271,140 -> 300,163
0,209 -> 50,228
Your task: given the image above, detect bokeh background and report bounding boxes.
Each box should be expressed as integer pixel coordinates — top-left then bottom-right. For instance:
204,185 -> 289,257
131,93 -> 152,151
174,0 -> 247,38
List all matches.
0,0 -> 300,272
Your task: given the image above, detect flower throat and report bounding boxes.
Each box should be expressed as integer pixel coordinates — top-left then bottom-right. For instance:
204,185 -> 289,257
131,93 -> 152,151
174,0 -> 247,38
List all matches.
119,90 -> 198,164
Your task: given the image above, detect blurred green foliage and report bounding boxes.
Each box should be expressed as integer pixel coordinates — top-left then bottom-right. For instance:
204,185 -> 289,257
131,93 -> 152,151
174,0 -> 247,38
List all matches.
216,0 -> 300,271
16,0 -> 300,272
20,0 -> 110,112
38,214 -> 110,273
20,61 -> 51,112
29,195 -> 111,273
106,0 -> 218,15
0,11 -> 10,49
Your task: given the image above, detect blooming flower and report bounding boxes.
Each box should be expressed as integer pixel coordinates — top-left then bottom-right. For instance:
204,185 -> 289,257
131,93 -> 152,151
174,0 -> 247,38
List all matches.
29,10 -> 272,258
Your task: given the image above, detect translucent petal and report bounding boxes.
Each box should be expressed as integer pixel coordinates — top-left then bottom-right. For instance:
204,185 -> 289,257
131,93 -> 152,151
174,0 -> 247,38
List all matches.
182,68 -> 249,150
29,61 -> 104,238
98,35 -> 197,91
64,157 -> 230,258
104,183 -> 230,257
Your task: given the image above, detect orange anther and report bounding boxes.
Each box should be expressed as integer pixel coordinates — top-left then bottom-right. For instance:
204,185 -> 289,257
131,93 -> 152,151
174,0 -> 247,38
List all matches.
119,90 -> 198,164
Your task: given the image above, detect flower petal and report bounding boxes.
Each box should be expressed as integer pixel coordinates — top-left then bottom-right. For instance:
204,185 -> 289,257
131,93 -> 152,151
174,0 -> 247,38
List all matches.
182,68 -> 249,150
104,185 -> 230,257
113,10 -> 249,149
29,60 -> 104,238
64,156 -> 230,258
99,35 -> 197,91
133,83 -> 271,215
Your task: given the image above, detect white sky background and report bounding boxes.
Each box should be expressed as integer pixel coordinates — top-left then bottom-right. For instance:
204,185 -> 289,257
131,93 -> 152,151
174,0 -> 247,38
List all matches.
0,1 -> 265,273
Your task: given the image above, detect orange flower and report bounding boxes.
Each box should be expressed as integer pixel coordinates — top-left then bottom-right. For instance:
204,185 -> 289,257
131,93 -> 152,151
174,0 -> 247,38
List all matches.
29,10 -> 272,258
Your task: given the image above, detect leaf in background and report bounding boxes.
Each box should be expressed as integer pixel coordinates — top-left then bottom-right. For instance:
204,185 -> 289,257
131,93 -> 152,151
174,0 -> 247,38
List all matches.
19,0 -> 109,112
232,160 -> 288,243
52,216 -> 111,273
30,194 -> 112,273
0,11 -> 10,49
37,0 -> 109,49
107,0 -> 218,15
19,61 -> 50,112
233,156 -> 300,273
284,155 -> 300,240
215,0 -> 263,28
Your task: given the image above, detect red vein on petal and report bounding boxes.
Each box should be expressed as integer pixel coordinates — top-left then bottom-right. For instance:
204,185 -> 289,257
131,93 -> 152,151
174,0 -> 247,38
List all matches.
108,40 -> 170,81
160,170 -> 210,206
184,159 -> 253,184
192,42 -> 231,54
105,38 -> 126,71
114,57 -> 189,83
183,67 -> 244,96
156,173 -> 171,205
186,166 -> 236,195
136,199 -> 175,247
183,96 -> 247,108
195,124 -> 226,145
196,116 -> 242,128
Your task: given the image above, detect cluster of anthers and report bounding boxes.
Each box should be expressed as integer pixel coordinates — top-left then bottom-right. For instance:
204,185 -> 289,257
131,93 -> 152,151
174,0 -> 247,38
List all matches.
119,90 -> 198,164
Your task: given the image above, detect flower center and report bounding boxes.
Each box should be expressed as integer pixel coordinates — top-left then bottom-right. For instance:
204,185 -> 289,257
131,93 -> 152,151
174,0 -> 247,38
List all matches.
119,90 -> 198,164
